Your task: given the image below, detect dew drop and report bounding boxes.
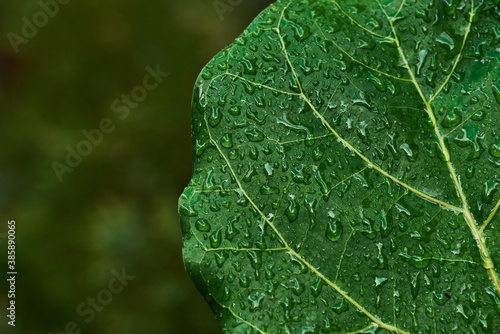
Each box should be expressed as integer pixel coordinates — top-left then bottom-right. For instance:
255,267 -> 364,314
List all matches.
492,84 -> 500,104
441,107 -> 462,128
400,245 -> 431,268
326,213 -> 343,242
210,228 -> 223,248
214,250 -> 228,268
195,219 -> 211,232
247,250 -> 262,270
221,133 -> 233,148
436,31 -> 455,51
313,145 -> 324,161
488,136 -> 500,158
465,165 -> 475,179
285,195 -> 300,222
310,277 -> 323,297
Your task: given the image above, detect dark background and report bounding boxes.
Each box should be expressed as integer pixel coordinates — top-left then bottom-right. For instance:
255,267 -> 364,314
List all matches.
0,1 -> 271,333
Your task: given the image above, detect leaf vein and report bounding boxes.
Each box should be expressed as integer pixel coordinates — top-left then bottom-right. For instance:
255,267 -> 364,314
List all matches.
280,1 -> 463,213
429,1 -> 475,103
313,22 -> 412,83
203,91 -> 410,333
328,0 -> 395,40
480,197 -> 500,235
226,72 -> 302,96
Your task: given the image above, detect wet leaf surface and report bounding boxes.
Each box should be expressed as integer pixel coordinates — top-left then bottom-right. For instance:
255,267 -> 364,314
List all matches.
180,0 -> 500,332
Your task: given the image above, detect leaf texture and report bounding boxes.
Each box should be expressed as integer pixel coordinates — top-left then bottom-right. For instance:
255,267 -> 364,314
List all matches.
180,0 -> 500,332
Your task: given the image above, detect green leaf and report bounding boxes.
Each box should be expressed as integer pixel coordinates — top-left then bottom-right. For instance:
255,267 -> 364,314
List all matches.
180,0 -> 500,332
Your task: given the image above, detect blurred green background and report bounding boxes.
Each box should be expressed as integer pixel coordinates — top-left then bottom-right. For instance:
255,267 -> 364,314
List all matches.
0,1 -> 270,333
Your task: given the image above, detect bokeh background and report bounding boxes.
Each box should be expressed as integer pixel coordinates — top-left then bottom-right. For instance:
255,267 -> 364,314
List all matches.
0,1 -> 271,333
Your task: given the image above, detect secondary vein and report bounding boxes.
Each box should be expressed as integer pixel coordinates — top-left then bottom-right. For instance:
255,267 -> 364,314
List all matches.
329,0 -> 395,40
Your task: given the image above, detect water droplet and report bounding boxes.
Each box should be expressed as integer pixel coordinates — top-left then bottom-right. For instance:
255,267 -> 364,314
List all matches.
400,245 -> 431,268
453,125 -> 484,160
410,271 -> 421,299
247,251 -> 262,280
367,74 -> 386,91
215,250 -> 229,268
210,228 -> 223,248
179,197 -> 198,217
481,181 -> 498,204
492,84 -> 500,104
416,49 -> 428,76
260,183 -> 280,195
304,196 -> 318,228
195,219 -> 211,232
376,146 -> 388,160
387,132 -> 401,160
313,145 -> 324,161
361,217 -> 376,240
245,127 -> 265,142
195,139 -> 212,157
249,145 -> 259,160
374,242 -> 388,269
441,107 -> 462,128
425,305 -> 435,319
248,291 -> 266,311
436,31 -> 455,51
332,299 -> 348,314
326,212 -> 343,242
239,275 -> 250,288
434,291 -> 451,306
312,165 -> 330,197
225,216 -> 240,241
203,170 -> 216,191
488,136 -> 500,158
208,106 -> 223,127
289,277 -> 305,296
201,71 -> 213,80
310,277 -> 323,297
285,195 -> 300,222
465,165 -> 475,179
221,133 -> 233,148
